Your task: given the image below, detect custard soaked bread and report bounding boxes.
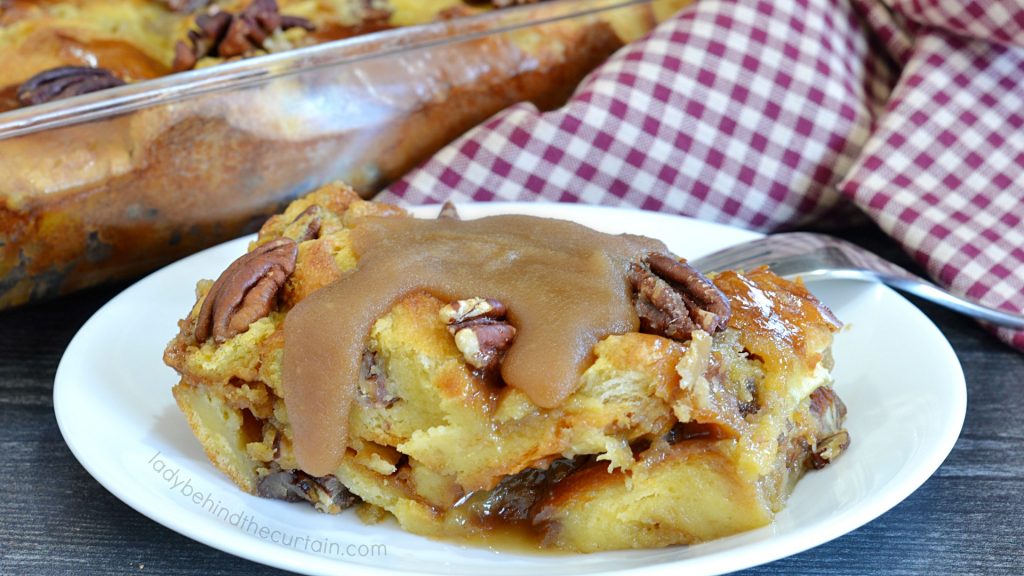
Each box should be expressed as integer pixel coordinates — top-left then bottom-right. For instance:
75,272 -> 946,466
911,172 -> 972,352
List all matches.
163,182 -> 850,551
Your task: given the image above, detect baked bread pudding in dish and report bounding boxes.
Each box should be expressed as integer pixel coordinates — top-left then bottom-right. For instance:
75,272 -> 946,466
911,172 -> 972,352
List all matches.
163,182 -> 849,552
0,0 -> 689,111
0,0 -> 691,310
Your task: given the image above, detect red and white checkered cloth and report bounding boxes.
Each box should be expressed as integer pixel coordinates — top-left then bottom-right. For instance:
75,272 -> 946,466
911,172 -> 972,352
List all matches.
378,0 -> 1024,351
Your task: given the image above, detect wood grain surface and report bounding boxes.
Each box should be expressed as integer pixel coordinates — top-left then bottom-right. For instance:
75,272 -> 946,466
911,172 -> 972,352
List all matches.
1,223 -> 1021,576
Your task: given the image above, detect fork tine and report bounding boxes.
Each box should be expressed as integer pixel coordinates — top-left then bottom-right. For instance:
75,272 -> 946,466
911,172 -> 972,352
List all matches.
693,233 -> 828,273
693,242 -> 776,273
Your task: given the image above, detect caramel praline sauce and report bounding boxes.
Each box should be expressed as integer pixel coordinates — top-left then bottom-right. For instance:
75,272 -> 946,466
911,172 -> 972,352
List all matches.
283,214 -> 665,476
713,268 -> 842,370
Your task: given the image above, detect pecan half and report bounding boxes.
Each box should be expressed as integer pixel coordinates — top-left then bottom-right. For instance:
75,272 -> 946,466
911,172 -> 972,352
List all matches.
257,469 -> 358,511
465,0 -> 545,7
437,201 -> 460,221
17,67 -> 125,107
629,253 -> 731,341
164,0 -> 211,12
811,430 -> 851,469
173,11 -> 231,71
807,386 -> 850,469
439,297 -> 506,324
453,323 -> 516,371
359,350 -> 398,408
172,0 -> 315,71
288,205 -> 323,242
439,298 -> 516,371
194,237 -> 298,343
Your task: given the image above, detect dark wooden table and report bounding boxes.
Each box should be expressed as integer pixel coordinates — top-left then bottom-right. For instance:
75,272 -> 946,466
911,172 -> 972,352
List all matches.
2,223 -> 1022,575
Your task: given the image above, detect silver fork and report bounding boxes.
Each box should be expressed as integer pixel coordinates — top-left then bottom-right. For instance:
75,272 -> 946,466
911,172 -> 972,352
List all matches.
689,232 -> 1024,330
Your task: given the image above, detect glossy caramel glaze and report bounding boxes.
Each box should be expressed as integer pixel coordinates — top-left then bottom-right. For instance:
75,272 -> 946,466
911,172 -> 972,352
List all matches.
713,267 -> 841,370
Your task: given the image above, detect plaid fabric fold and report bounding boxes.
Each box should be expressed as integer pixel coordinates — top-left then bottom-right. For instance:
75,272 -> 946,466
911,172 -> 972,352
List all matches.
379,0 -> 1024,350
886,0 -> 1024,48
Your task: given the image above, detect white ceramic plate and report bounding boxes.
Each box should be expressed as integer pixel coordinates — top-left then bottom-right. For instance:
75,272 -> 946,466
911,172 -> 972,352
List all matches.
54,203 -> 965,576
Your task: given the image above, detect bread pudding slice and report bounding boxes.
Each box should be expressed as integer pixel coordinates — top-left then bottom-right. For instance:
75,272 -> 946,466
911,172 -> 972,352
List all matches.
163,182 -> 849,552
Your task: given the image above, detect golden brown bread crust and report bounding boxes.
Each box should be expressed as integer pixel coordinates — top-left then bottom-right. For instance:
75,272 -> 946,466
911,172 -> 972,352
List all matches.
163,182 -> 849,552
0,1 -> 681,309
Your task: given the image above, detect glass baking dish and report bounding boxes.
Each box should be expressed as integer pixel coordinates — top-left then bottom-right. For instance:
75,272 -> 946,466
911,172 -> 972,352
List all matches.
0,0 -> 688,309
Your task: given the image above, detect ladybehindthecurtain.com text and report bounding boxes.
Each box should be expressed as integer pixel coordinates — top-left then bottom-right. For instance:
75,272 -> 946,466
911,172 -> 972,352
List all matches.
148,451 -> 387,559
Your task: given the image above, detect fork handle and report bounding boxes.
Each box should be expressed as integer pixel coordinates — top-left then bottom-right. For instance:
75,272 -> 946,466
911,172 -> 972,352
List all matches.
806,269 -> 1024,330
884,276 -> 1024,330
